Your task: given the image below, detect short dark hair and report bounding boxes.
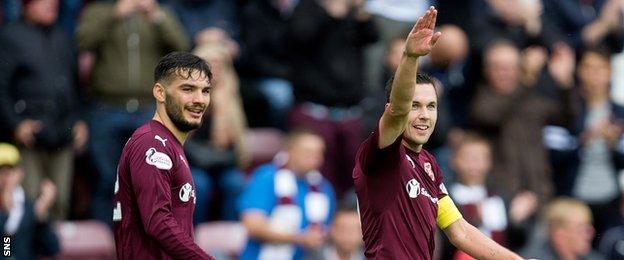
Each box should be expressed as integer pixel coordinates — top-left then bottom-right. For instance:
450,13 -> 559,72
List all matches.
580,45 -> 611,63
154,52 -> 212,84
385,73 -> 436,103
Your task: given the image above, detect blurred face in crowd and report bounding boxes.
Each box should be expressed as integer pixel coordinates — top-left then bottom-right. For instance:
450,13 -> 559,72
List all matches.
452,140 -> 491,186
162,69 -> 211,133
551,213 -> 594,257
330,210 -> 363,254
484,44 -> 521,95
0,166 -> 23,192
286,134 -> 325,174
430,25 -> 469,67
402,83 -> 438,152
24,0 -> 58,26
577,51 -> 611,99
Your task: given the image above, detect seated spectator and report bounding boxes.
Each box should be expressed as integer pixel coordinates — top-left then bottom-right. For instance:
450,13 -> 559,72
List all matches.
544,0 -> 624,53
0,0 -> 87,220
521,197 -> 604,260
598,196 -> 624,259
322,195 -> 364,260
0,143 -> 59,259
185,42 -> 249,222
237,129 -> 336,260
445,132 -> 537,257
469,39 -> 577,204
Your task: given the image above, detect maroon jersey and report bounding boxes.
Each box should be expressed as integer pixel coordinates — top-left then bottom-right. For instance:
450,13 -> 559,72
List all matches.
113,120 -> 212,259
353,128 -> 448,259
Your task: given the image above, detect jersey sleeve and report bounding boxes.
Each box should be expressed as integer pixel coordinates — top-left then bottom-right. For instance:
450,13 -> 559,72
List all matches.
357,126 -> 403,176
237,164 -> 277,215
128,137 -> 213,260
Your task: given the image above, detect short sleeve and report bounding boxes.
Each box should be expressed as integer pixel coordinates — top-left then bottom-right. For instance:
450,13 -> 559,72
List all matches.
357,126 -> 403,176
237,164 -> 277,215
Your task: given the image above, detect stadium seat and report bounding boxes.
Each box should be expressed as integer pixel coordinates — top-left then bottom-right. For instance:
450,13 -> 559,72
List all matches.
244,128 -> 285,171
195,221 -> 247,258
54,220 -> 115,260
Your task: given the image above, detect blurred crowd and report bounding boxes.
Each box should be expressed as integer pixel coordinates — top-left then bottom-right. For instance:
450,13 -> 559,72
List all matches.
1,0 -> 624,259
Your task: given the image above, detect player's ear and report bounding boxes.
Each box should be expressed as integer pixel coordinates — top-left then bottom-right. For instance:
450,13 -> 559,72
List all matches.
153,83 -> 166,103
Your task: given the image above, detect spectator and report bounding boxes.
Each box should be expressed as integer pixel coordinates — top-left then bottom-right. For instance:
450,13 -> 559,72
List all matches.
321,197 -> 364,260
239,0 -> 298,129
165,0 -> 239,48
77,0 -> 189,224
0,0 -> 87,220
237,129 -> 336,260
288,0 -> 378,197
445,132 -> 538,257
521,197 -> 604,260
186,42 -> 249,222
544,0 -> 624,53
0,143 -> 59,259
599,196 -> 624,259
469,0 -> 561,51
570,47 -> 624,237
469,40 -> 577,204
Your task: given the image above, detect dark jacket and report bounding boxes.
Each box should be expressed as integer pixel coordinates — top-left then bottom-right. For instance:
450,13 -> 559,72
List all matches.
239,0 -> 293,80
0,200 -> 60,259
0,19 -> 82,149
288,0 -> 378,107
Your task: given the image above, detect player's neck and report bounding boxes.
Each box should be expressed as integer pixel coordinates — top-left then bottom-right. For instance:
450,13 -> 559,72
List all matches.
153,112 -> 188,145
401,139 -> 423,153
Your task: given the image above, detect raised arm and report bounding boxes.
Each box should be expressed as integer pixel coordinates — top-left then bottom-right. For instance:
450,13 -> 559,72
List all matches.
378,7 -> 441,149
443,218 -> 522,260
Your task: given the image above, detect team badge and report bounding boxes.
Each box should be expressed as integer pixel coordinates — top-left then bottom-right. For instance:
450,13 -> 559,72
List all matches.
424,162 -> 435,181
145,148 -> 173,170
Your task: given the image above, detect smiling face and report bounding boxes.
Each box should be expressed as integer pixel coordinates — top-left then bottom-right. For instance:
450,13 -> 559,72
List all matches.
161,69 -> 211,133
402,83 -> 438,151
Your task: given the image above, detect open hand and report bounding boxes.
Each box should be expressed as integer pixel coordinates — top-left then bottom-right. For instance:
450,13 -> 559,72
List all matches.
404,6 -> 442,58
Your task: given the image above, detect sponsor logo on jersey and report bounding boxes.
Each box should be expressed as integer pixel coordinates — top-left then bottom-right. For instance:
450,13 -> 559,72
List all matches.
406,178 -> 421,198
406,178 -> 439,204
155,135 -> 168,147
424,162 -> 435,181
145,148 -> 173,170
179,182 -> 196,203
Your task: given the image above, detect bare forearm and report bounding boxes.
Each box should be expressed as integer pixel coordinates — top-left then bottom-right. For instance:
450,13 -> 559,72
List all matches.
447,220 -> 521,260
388,55 -> 420,116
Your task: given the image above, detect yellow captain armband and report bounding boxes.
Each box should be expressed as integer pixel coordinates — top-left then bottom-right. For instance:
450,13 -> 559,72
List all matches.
436,196 -> 462,229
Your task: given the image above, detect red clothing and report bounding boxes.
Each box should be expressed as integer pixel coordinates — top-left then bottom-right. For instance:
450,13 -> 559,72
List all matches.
353,128 -> 447,259
113,120 -> 212,259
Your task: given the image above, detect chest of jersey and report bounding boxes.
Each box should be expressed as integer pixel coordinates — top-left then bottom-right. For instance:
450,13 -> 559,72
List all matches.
397,152 -> 440,227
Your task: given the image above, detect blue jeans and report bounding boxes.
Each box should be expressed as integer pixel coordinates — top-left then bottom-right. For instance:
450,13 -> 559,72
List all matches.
88,104 -> 154,225
256,78 -> 293,129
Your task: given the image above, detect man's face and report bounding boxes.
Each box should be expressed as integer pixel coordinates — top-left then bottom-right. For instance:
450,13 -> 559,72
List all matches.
554,215 -> 594,256
402,83 -> 438,150
163,69 -> 211,133
25,0 -> 58,26
578,52 -> 611,97
484,45 -> 521,94
330,211 -> 362,253
287,134 -> 325,174
452,142 -> 491,185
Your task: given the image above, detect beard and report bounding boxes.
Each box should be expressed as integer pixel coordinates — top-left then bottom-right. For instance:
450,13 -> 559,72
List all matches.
165,93 -> 204,133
